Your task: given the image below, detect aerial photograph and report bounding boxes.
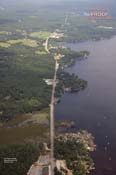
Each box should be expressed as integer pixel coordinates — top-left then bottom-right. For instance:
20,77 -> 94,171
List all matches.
0,0 -> 116,175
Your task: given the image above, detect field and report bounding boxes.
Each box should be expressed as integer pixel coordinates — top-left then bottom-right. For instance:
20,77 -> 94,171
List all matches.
7,39 -> 38,47
0,42 -> 11,48
29,31 -> 52,39
0,108 -> 49,144
0,124 -> 48,144
0,39 -> 38,48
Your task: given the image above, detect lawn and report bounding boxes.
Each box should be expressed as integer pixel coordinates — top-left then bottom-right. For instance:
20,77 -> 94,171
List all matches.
0,39 -> 38,48
7,39 -> 38,47
35,50 -> 47,55
0,42 -> 11,48
29,31 -> 52,39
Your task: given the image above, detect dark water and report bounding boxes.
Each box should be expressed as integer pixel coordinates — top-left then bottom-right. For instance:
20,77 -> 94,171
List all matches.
55,36 -> 116,175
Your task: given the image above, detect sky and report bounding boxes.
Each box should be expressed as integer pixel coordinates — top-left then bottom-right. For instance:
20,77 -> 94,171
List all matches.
1,0 -> 115,8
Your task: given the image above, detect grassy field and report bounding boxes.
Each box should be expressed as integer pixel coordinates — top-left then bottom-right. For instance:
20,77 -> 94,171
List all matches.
0,108 -> 50,144
35,50 -> 47,55
4,108 -> 50,127
0,39 -> 38,48
29,31 -> 52,39
0,124 -> 49,144
0,42 -> 11,48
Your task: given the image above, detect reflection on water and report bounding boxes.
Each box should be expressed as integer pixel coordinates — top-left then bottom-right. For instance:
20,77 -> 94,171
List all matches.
55,36 -> 116,175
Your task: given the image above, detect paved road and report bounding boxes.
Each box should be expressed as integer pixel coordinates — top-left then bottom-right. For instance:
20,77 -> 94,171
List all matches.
45,37 -> 50,53
27,34 -> 59,175
27,155 -> 51,175
50,59 -> 59,175
45,35 -> 59,175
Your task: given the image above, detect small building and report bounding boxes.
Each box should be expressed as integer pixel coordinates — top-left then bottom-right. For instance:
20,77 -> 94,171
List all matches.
44,78 -> 59,86
51,32 -> 64,39
43,79 -> 53,85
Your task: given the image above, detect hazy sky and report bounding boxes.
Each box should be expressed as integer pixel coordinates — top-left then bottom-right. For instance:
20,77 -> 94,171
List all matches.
1,0 -> 115,7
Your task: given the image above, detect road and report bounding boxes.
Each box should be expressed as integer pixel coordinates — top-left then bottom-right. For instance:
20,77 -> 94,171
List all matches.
50,58 -> 59,175
45,37 -> 50,53
44,35 -> 60,175
27,35 -> 59,175
27,155 -> 51,175
45,34 -> 59,175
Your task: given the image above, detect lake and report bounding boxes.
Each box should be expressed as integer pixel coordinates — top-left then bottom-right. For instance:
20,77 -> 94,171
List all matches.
55,36 -> 116,175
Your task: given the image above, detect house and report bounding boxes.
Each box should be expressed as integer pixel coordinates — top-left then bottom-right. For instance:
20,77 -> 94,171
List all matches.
43,79 -> 53,85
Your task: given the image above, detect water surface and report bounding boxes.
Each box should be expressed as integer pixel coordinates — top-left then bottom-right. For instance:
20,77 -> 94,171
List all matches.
55,37 -> 116,175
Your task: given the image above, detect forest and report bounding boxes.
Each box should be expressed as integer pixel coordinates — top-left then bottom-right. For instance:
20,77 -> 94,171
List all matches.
0,143 -> 40,175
